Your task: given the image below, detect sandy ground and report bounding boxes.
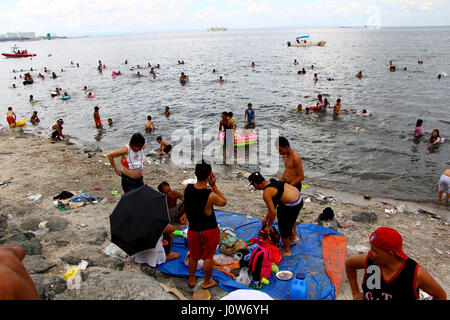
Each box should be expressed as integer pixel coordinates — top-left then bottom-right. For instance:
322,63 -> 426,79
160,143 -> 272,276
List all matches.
0,127 -> 448,300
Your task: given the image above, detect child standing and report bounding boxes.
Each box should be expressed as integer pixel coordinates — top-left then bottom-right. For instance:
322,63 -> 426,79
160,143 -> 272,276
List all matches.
6,107 -> 16,127
93,106 -> 102,129
333,99 -> 342,119
145,116 -> 155,132
415,119 -> 425,138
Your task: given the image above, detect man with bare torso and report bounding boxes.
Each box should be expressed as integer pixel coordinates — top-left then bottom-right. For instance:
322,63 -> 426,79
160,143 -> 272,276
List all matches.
158,181 -> 186,224
0,245 -> 40,300
277,137 -> 304,241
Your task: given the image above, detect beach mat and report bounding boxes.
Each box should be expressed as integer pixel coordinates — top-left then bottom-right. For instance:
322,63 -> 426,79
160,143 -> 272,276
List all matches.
156,210 -> 346,300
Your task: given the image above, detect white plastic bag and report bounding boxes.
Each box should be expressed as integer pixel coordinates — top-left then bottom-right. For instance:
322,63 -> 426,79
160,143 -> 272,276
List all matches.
213,253 -> 240,266
236,267 -> 253,286
105,243 -> 129,260
184,253 -> 203,270
64,260 -> 88,290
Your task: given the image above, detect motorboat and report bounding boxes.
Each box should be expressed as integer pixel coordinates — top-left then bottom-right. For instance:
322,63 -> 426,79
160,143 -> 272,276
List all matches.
287,36 -> 326,47
2,45 -> 36,58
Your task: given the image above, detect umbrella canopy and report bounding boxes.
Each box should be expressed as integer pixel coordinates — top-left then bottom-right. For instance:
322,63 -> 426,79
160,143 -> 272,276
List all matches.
110,185 -> 170,256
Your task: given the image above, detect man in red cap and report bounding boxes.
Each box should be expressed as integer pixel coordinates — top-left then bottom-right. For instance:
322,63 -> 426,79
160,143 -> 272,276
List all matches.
345,227 -> 446,300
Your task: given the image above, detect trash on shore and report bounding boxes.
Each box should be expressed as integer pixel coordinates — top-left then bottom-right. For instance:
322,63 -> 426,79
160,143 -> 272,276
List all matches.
363,195 -> 371,200
159,283 -> 188,300
27,194 -> 42,202
416,208 -> 440,218
64,260 -> 88,289
105,243 -> 130,260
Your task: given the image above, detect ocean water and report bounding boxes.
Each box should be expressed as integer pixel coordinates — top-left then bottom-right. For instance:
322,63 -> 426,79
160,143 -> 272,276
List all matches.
1,27 -> 449,202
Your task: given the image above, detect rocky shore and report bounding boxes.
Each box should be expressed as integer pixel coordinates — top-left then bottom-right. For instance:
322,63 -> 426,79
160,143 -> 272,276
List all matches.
0,127 -> 448,300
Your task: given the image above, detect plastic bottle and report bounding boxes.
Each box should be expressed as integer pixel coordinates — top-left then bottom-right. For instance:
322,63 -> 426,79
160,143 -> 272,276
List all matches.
290,272 -> 307,300
261,277 -> 270,285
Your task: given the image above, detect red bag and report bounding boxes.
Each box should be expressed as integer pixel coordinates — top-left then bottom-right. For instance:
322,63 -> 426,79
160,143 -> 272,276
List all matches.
258,224 -> 280,247
248,246 -> 272,281
250,237 -> 283,265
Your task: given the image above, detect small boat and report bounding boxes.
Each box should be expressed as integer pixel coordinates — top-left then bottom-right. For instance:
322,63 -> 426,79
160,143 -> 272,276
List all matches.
2,45 -> 36,58
287,36 -> 326,47
207,27 -> 227,31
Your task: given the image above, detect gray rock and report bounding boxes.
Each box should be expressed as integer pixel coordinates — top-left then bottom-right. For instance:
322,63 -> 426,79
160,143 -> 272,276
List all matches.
46,216 -> 69,232
351,212 -> 378,223
0,214 -> 7,231
6,232 -> 42,255
20,217 -> 43,231
47,230 -> 79,247
31,274 -> 67,300
86,230 -> 108,245
83,144 -> 102,153
53,270 -> 177,300
13,127 -> 24,133
23,255 -> 56,274
60,247 -> 124,271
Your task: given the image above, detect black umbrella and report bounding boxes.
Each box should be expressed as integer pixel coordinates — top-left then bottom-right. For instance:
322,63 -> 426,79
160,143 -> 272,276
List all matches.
110,185 -> 170,256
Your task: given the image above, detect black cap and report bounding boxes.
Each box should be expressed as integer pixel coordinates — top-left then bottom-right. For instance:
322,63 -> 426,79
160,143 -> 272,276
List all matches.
248,172 -> 265,186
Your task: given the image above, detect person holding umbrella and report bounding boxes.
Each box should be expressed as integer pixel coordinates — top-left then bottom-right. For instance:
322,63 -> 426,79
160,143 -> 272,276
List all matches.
184,160 -> 227,289
107,133 -> 146,193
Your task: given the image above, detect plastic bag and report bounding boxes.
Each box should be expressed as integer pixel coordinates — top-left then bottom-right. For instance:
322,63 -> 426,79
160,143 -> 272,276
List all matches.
105,243 -> 130,260
64,260 -> 88,290
213,253 -> 240,266
184,252 -> 203,270
236,267 -> 253,286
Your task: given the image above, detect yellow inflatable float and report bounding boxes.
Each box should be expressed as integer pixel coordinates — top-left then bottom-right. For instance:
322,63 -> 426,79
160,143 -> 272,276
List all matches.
10,118 -> 26,127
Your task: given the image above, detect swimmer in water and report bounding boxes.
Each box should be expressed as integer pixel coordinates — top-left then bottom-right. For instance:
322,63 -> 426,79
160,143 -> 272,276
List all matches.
313,73 -> 318,83
12,84 -> 16,88
83,86 -> 88,91
414,119 -> 425,138
87,92 -> 94,98
219,76 -> 224,83
108,118 -> 113,126
251,62 -> 255,68
30,111 -> 40,125
165,107 -> 171,117
145,116 -> 155,132
333,99 -> 342,119
296,104 -> 303,112
180,72 -> 189,83
356,71 -> 362,79
29,95 -> 34,102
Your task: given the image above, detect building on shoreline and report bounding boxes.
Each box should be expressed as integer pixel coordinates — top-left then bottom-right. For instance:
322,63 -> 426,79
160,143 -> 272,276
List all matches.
0,31 -> 37,41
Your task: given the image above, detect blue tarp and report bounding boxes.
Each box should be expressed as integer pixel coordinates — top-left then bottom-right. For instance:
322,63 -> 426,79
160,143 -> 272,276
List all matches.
296,36 -> 310,39
156,210 -> 343,300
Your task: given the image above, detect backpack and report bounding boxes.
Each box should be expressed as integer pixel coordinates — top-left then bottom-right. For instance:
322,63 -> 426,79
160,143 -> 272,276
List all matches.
250,238 -> 283,265
258,225 -> 280,247
248,246 -> 272,281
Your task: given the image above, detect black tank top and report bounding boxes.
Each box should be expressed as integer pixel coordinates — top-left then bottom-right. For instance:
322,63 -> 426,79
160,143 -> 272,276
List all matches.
184,184 -> 218,232
362,256 -> 419,300
263,178 -> 285,207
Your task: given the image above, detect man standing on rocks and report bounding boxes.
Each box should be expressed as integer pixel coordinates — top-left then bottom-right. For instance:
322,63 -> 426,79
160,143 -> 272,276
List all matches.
0,245 -> 40,300
277,136 -> 304,242
183,160 -> 227,289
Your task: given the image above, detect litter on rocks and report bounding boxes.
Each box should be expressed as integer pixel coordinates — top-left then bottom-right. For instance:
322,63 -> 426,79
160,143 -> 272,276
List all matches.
27,194 -> 42,202
64,260 -> 88,290
105,243 -> 130,260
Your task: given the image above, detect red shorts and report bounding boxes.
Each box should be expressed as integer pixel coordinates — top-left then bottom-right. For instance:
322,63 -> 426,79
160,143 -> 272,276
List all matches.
7,116 -> 16,126
187,227 -> 220,260
95,119 -> 102,127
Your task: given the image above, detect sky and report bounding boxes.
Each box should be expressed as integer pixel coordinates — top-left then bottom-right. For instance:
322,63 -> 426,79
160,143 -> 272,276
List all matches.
0,0 -> 449,36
